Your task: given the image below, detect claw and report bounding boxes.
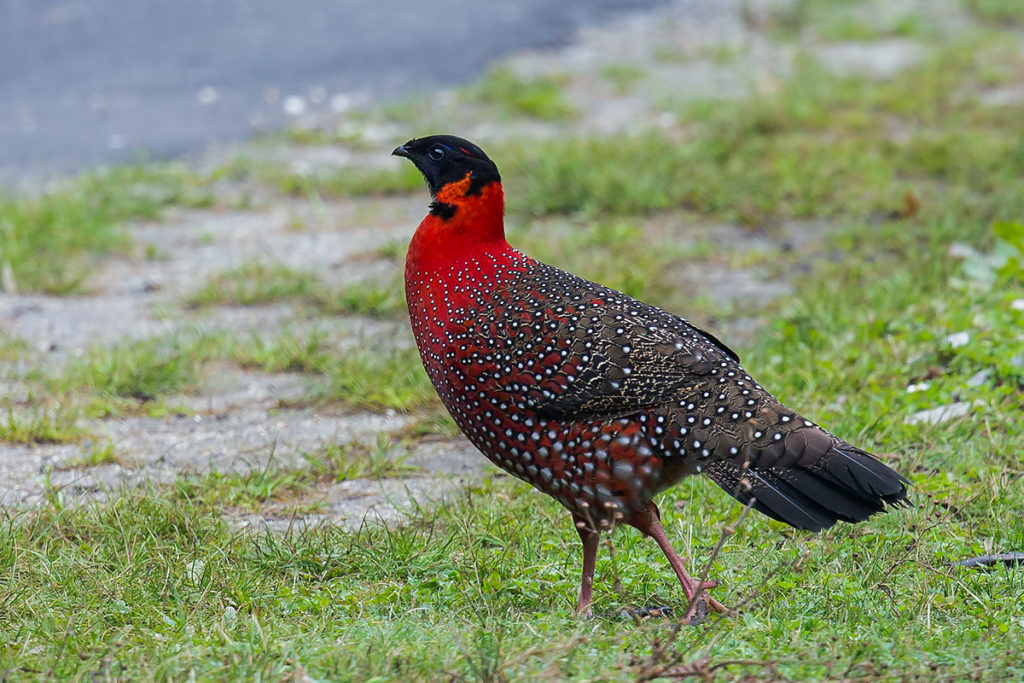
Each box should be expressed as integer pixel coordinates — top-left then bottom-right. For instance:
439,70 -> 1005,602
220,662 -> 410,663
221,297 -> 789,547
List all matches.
630,501 -> 733,619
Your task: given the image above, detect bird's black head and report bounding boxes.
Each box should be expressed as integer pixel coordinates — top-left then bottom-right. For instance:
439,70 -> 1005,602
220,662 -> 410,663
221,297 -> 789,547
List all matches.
392,135 -> 500,198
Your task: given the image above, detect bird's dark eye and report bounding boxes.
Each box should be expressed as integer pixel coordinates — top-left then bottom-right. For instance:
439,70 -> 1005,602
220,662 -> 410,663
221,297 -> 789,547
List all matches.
428,146 -> 445,161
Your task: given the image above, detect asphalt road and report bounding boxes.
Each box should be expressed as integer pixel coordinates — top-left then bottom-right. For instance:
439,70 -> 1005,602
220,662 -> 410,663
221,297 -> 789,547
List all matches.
0,0 -> 668,182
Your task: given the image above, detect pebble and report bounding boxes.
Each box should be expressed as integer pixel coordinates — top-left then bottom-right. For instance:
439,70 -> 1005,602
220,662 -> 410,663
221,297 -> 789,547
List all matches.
905,401 -> 984,426
945,331 -> 970,349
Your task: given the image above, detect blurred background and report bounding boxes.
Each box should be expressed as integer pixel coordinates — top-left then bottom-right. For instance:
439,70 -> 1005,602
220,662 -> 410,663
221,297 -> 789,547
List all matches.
1,0 -> 668,181
0,0 -> 1022,678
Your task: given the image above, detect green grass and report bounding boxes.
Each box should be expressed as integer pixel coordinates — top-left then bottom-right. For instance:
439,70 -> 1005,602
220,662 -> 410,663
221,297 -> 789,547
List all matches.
210,37 -> 1023,224
321,277 -> 406,318
964,0 -> 1024,24
2,333 -> 216,440
62,337 -> 204,404
188,261 -> 407,318
310,344 -> 436,412
511,218 -> 687,311
230,327 -> 335,375
0,165 -> 212,294
278,125 -> 372,148
653,45 -> 691,63
597,63 -> 646,93
465,67 -> 578,121
703,43 -> 747,64
174,436 -> 418,512
188,262 -> 322,308
0,405 -> 82,445
762,0 -> 935,39
0,334 -> 28,362
6,210 -> 1021,677
60,440 -> 121,470
501,44 -> 1024,224
1,443 -> 1021,679
217,327 -> 434,411
276,165 -> 425,199
399,408 -> 462,439
1,325 -> 430,429
210,155 -> 424,202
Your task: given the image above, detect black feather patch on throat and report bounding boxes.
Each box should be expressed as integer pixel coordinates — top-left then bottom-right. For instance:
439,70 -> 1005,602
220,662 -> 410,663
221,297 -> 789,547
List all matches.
429,201 -> 457,219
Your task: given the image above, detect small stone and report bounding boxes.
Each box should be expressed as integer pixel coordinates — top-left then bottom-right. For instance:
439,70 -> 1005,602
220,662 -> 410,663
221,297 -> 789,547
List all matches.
0,261 -> 16,294
185,560 -> 205,585
947,242 -> 979,260
308,86 -> 327,104
965,370 -> 991,388
197,86 -> 219,105
945,331 -> 970,349
905,402 -> 971,426
283,95 -> 306,116
329,93 -> 352,112
815,39 -> 924,79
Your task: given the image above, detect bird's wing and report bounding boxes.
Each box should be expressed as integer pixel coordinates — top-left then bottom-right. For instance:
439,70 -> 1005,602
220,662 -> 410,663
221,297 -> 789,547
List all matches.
529,308 -> 738,422
464,262 -> 742,423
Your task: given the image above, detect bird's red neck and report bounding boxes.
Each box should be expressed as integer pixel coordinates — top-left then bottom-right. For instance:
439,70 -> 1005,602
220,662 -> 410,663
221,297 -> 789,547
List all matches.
405,176 -> 522,335
405,174 -> 508,273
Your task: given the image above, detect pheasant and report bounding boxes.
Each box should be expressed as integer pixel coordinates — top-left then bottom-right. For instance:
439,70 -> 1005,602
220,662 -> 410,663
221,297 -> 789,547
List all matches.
393,134 -> 909,617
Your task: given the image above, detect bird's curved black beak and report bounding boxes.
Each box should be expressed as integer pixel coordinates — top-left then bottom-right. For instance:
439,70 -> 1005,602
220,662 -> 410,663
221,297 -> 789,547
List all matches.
392,144 -> 411,159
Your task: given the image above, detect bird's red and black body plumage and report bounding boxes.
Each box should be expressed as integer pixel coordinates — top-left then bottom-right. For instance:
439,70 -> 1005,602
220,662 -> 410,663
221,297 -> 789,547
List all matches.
395,135 -> 908,616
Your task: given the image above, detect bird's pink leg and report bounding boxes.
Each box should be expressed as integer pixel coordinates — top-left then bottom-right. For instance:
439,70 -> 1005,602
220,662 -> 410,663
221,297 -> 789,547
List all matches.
630,501 -> 729,618
574,514 -> 600,617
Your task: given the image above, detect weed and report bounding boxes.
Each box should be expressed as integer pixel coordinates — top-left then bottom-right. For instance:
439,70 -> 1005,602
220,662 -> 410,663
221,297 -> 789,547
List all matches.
62,336 -> 203,405
320,277 -> 406,318
0,405 -> 82,445
231,327 -> 333,375
60,441 -> 120,469
309,344 -> 436,412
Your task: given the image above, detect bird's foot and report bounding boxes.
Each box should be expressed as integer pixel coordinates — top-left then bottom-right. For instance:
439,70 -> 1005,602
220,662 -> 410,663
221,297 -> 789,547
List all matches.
617,600 -> 721,626
682,578 -> 729,616
683,590 -> 729,621
683,599 -> 710,625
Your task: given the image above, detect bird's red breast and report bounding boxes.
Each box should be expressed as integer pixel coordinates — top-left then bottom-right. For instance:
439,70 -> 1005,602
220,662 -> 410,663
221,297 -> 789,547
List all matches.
405,174 -> 516,335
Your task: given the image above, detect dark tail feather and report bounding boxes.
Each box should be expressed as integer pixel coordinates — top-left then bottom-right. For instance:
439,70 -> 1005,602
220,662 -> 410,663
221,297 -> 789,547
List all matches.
822,446 -> 909,504
704,441 -> 910,533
